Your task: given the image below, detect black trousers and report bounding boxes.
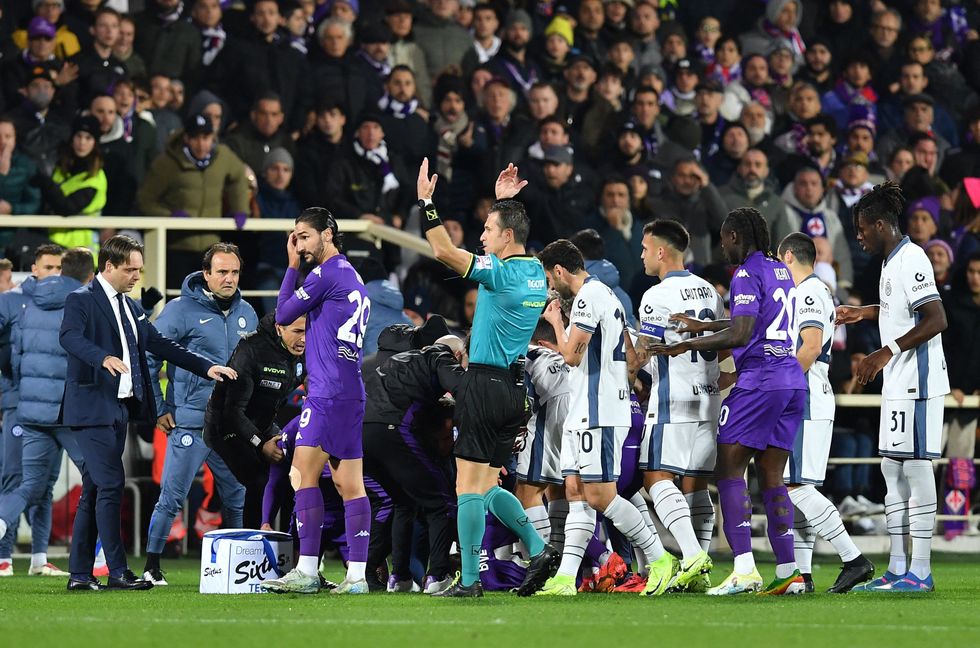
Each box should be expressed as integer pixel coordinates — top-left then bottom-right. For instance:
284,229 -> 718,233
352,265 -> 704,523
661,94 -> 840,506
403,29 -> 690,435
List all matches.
362,421 -> 456,578
207,433 -> 269,529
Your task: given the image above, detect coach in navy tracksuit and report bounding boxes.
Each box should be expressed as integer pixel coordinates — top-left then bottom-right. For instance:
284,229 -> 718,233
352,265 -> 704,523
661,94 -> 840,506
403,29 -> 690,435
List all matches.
142,244 -> 258,585
59,235 -> 237,591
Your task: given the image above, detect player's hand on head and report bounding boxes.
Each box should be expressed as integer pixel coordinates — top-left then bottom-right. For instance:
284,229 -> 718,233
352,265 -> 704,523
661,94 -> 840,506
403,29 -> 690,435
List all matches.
543,299 -> 563,324
102,355 -> 129,376
286,231 -> 300,268
417,157 -> 438,200
207,365 -> 238,382
669,312 -> 705,334
494,163 -> 528,200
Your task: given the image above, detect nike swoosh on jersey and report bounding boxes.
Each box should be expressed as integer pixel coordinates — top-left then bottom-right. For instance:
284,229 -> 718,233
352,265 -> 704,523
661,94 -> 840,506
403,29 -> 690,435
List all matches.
199,318 -> 214,324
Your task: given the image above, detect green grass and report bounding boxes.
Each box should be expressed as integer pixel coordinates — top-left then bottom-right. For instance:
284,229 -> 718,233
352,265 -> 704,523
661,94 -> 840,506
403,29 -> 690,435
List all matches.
2,557 -> 979,648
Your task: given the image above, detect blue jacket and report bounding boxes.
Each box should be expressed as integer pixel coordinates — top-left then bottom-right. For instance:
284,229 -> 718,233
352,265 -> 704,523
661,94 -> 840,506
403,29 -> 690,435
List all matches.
149,271 -> 258,431
13,275 -> 82,426
363,278 -> 412,356
60,279 -> 216,427
585,259 -> 636,327
0,277 -> 34,410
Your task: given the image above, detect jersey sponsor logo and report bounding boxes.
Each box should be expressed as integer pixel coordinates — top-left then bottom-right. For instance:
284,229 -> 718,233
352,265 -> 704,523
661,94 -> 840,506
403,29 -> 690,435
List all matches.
475,255 -> 493,270
692,383 -> 720,396
312,266 -> 322,276
911,280 -> 935,292
736,269 -> 750,278
732,293 -> 755,306
643,304 -> 654,314
576,298 -> 586,309
522,300 -> 547,308
199,317 -> 214,324
295,287 -> 311,300
259,379 -> 283,389
804,295 -> 815,306
915,272 -> 925,282
263,366 -> 286,375
527,278 -> 545,290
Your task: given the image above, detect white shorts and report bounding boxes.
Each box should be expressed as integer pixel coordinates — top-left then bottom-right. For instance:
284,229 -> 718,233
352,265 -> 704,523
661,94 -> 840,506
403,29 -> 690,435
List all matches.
561,426 -> 628,483
516,410 -> 563,485
784,419 -> 833,486
639,419 -> 717,477
879,396 -> 944,460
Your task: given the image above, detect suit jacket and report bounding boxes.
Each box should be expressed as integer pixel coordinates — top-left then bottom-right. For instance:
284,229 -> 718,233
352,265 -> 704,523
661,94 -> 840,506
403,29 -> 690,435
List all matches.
59,280 -> 214,427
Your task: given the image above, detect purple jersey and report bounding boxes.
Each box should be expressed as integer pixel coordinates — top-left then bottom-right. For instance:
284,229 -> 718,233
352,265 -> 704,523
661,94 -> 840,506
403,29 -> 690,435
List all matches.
728,252 -> 806,392
276,255 -> 368,401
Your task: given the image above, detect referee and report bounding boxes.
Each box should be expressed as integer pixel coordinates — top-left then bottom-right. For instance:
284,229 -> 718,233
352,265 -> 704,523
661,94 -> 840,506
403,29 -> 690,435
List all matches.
416,159 -> 558,597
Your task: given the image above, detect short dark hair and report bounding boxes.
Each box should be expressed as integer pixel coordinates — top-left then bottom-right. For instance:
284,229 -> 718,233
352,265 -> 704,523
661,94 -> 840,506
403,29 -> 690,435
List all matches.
489,200 -> 530,245
777,233 -> 816,267
854,180 -> 905,228
908,131 -> 937,149
203,242 -> 243,271
61,247 -> 94,282
642,219 -> 690,252
633,85 -> 660,102
805,113 -> 838,139
537,239 -> 585,273
532,316 -> 558,345
569,229 -> 605,260
296,207 -> 343,249
253,92 -> 282,110
34,243 -> 64,261
94,7 -> 122,22
98,235 -> 144,271
538,115 -> 567,133
387,64 -> 415,81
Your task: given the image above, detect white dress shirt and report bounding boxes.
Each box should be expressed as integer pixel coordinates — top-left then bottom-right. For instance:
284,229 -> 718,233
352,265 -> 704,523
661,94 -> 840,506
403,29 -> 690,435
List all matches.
96,273 -> 139,399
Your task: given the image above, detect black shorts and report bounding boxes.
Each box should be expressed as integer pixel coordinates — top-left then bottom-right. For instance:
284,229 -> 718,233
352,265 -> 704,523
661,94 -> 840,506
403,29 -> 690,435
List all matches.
453,364 -> 528,467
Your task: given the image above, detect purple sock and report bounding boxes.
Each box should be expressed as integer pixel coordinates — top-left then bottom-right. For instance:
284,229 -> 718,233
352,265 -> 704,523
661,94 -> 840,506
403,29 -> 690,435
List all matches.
295,487 -> 324,558
584,527 -> 608,566
718,478 -> 752,557
762,486 -> 795,565
344,496 -> 371,563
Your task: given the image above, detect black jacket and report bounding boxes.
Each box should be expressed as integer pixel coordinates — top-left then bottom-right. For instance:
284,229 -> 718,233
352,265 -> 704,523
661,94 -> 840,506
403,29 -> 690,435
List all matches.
363,343 -> 465,427
203,313 -> 305,446
942,288 -> 980,394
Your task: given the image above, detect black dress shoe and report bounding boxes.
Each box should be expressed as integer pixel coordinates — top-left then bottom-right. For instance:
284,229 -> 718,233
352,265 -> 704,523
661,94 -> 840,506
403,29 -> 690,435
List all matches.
67,575 -> 104,591
516,544 -> 560,597
106,569 -> 154,590
828,555 -> 875,593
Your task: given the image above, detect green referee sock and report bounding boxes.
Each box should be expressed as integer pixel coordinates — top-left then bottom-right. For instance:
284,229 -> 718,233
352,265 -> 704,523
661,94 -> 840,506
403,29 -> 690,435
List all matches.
484,485 -> 545,557
457,493 -> 486,586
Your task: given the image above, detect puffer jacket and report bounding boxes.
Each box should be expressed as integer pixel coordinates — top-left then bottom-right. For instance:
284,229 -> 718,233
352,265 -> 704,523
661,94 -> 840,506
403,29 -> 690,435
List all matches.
0,277 -> 33,410
149,271 -> 258,431
363,279 -> 412,356
12,275 -> 81,425
585,259 -> 636,327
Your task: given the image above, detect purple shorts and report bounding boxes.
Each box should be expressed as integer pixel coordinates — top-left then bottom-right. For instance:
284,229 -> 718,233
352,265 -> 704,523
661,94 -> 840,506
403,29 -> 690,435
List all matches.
716,387 -> 805,452
295,397 -> 365,460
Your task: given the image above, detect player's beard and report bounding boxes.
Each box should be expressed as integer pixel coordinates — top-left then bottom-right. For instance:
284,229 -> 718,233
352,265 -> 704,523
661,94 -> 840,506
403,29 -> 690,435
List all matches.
298,242 -> 326,272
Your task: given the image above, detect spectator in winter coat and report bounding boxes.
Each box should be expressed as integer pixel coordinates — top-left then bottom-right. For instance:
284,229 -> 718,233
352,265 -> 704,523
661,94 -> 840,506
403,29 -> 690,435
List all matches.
0,118 -> 42,216
133,0 -> 201,81
413,0 -> 473,81
584,176 -> 645,293
719,148 -> 786,244
357,257 -> 412,357
224,93 -> 296,177
569,226 -> 636,326
648,157 -> 727,265
255,147 -> 300,313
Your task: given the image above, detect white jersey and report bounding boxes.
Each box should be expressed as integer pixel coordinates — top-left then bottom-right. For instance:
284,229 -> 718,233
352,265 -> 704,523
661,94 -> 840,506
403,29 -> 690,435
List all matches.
525,344 -> 570,437
878,237 -> 949,399
565,277 -> 632,429
638,271 -> 724,423
793,274 -> 836,421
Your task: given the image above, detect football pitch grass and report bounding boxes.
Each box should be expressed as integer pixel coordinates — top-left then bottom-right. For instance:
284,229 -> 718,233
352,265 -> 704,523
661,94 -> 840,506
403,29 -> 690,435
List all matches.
3,556 -> 979,648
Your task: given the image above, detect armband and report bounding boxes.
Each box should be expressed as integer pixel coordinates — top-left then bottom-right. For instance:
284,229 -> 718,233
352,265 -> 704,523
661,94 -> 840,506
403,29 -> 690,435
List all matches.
418,199 -> 443,234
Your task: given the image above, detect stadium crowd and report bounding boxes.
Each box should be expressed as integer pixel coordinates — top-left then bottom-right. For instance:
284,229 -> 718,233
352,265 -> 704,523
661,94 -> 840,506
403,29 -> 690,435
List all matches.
0,0 -> 978,593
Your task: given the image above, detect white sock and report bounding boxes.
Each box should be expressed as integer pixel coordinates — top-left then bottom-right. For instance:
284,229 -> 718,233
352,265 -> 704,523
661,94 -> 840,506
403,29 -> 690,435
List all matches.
685,490 -> 715,551
733,552 -> 756,574
346,561 -> 367,581
649,481 -> 702,561
557,501 -> 595,578
525,505 -> 550,544
31,553 -> 47,569
604,495 -> 663,566
790,485 -> 861,564
791,503 -> 815,574
629,492 -> 661,573
903,459 -> 936,579
881,457 -> 910,575
547,499 -> 569,554
296,555 -> 319,578
775,562 -> 797,579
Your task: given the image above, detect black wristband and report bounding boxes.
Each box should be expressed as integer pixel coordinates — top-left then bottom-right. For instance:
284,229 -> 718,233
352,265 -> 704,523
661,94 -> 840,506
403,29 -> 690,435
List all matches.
419,199 -> 443,234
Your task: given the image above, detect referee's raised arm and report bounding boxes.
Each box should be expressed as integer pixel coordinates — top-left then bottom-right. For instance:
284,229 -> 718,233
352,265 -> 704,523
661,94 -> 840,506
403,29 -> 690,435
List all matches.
416,158 -> 527,276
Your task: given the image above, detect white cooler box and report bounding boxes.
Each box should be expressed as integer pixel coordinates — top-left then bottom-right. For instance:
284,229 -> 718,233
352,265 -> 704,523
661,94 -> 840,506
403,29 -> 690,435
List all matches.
200,529 -> 295,594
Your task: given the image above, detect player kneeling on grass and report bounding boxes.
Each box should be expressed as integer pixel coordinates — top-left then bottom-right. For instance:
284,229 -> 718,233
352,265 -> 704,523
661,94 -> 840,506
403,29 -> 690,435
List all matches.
633,220 -> 723,594
535,240 -> 674,597
777,233 -> 875,593
836,182 -> 948,593
650,208 -> 808,596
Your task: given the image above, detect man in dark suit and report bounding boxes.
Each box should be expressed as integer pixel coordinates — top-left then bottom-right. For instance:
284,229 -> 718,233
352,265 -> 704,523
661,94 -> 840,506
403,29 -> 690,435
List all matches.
59,235 -> 237,591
